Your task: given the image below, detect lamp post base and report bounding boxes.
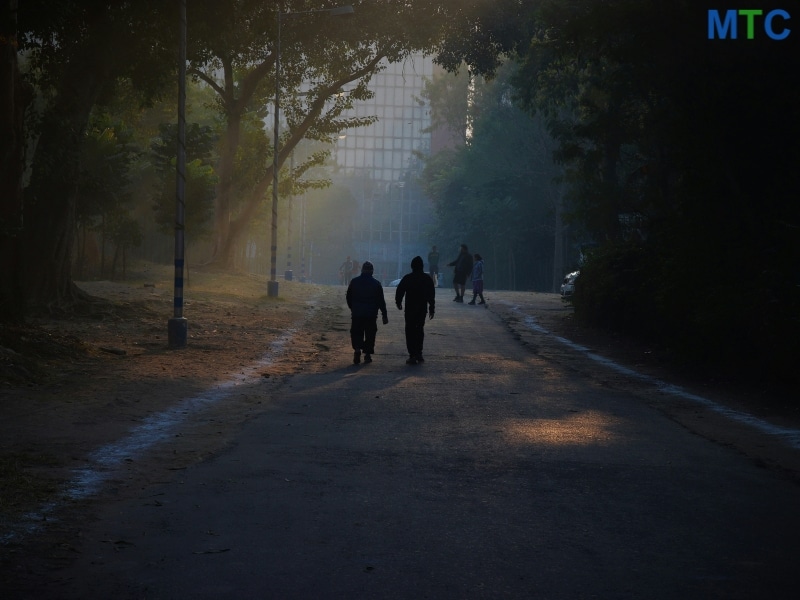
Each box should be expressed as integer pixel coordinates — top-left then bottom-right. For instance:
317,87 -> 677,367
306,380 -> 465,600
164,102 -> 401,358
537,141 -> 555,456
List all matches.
267,280 -> 279,297
168,317 -> 188,349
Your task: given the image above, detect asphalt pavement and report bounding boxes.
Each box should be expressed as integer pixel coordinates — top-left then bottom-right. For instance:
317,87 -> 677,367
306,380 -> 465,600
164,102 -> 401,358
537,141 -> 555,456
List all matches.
13,290 -> 800,599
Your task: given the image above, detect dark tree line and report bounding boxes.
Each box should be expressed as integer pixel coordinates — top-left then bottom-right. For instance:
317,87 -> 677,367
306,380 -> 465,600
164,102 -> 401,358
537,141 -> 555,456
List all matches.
431,1 -> 800,383
420,63 -> 565,292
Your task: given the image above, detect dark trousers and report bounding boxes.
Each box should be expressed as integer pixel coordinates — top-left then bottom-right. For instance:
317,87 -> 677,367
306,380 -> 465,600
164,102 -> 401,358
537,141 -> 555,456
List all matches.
351,316 -> 378,354
404,310 -> 427,357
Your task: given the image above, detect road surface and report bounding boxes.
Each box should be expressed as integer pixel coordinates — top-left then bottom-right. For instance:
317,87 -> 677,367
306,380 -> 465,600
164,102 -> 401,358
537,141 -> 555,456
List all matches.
5,290 -> 800,599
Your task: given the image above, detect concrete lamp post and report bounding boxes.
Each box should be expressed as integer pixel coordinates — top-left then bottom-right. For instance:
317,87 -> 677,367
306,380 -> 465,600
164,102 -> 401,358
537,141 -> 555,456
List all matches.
269,4 -> 354,297
168,0 -> 188,348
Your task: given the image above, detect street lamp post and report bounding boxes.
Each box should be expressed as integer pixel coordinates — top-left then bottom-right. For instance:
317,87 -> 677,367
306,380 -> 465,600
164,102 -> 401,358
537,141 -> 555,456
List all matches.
285,151 -> 294,281
269,4 -> 354,297
168,0 -> 188,348
300,192 -> 306,282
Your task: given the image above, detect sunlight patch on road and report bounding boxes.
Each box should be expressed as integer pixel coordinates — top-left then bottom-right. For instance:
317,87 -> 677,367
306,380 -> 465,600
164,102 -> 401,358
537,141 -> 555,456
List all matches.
503,411 -> 619,447
503,303 -> 800,450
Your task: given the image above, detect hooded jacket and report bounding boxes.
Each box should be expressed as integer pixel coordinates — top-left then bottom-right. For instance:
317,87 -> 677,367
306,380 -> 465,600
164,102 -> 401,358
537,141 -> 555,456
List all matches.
346,271 -> 387,319
395,257 -> 436,315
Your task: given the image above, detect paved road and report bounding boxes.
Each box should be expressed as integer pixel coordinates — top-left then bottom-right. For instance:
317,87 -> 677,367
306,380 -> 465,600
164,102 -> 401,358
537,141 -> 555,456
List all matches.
11,291 -> 800,599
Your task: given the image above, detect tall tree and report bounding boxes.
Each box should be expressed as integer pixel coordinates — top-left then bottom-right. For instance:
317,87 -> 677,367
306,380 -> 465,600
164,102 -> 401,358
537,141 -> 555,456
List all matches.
187,0 -> 463,268
0,0 -> 25,321
422,62 -> 563,290
4,0 -> 543,312
17,1 -> 175,310
507,1 -> 800,379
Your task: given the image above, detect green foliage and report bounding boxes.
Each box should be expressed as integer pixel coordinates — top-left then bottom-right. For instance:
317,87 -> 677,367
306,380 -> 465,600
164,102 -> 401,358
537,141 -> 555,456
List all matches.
149,121 -> 217,243
421,61 -> 564,289
419,65 -> 469,144
107,214 -> 143,251
572,242 -> 659,339
151,122 -> 217,175
75,111 -> 145,278
151,159 -> 217,244
77,112 -> 140,227
433,0 -> 800,383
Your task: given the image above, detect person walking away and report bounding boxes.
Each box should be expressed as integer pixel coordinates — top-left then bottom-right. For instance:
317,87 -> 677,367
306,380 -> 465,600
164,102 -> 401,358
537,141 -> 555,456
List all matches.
346,261 -> 388,364
395,256 -> 436,365
427,245 -> 440,287
467,253 -> 486,307
446,244 -> 473,302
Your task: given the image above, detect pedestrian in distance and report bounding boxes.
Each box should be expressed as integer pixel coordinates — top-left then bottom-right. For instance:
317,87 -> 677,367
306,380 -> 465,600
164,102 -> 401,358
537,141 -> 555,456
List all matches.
395,256 -> 436,365
346,261 -> 388,364
447,244 -> 473,303
467,253 -> 487,307
428,245 -> 440,287
339,256 -> 354,285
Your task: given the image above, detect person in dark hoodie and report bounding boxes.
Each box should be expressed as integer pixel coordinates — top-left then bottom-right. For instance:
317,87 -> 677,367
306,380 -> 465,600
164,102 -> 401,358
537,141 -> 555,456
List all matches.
446,243 -> 473,302
346,261 -> 388,364
395,256 -> 436,365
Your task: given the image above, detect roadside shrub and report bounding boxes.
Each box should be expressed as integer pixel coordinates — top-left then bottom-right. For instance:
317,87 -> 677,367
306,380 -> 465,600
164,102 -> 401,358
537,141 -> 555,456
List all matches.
573,239 -> 800,387
572,241 -> 659,340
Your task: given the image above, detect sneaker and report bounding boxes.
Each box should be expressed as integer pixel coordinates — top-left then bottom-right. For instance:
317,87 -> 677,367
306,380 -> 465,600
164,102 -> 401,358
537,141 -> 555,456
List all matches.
455,296 -> 464,303
353,350 -> 361,364
364,353 -> 372,363
406,356 -> 418,365
415,354 -> 425,363
453,295 -> 460,302
467,299 -> 476,305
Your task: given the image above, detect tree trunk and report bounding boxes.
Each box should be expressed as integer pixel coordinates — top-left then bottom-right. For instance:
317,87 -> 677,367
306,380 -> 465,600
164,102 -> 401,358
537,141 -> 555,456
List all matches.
23,43 -> 110,309
100,215 -> 107,279
211,62 -> 242,264
204,53 -> 386,271
552,190 -> 564,293
0,0 -> 25,322
217,180 -> 269,269
110,238 -> 120,280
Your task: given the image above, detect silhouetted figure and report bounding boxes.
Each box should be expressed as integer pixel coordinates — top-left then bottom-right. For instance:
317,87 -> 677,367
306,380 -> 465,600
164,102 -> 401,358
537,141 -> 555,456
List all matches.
447,244 -> 473,302
346,261 -> 388,364
467,253 -> 486,307
395,256 -> 436,365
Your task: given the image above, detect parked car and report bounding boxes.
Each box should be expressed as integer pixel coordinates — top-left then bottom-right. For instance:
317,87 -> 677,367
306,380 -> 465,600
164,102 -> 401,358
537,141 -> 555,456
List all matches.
560,270 -> 579,298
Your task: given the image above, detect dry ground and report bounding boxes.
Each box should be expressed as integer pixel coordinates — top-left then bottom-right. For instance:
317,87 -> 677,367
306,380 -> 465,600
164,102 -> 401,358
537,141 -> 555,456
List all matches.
0,266 -> 344,530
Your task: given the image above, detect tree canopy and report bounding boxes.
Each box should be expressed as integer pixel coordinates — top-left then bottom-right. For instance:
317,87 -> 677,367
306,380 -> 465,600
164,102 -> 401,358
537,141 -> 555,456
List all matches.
432,0 -> 800,382
3,0 -> 509,312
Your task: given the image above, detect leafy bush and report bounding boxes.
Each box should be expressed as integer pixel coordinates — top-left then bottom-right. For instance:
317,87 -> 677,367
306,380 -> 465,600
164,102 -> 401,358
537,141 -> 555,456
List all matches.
572,242 -> 659,340
573,240 -> 800,386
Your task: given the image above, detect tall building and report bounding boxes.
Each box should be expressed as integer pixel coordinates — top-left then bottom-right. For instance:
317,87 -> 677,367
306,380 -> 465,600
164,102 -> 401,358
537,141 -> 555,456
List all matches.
332,53 -> 435,282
